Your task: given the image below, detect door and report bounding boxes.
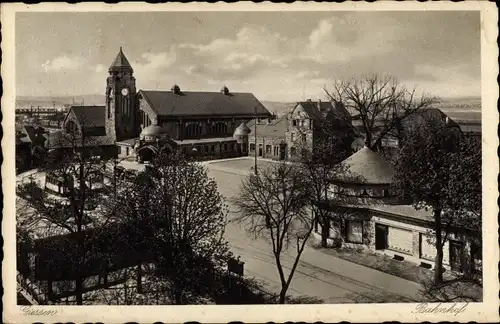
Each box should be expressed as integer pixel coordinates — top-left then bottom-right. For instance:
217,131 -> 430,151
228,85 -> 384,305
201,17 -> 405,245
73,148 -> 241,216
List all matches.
258,146 -> 263,157
449,240 -> 464,272
279,146 -> 286,160
375,224 -> 388,250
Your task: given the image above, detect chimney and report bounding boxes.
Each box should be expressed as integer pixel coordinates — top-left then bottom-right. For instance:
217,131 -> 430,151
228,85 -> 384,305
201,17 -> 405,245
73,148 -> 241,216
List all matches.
171,84 -> 181,94
221,86 -> 229,95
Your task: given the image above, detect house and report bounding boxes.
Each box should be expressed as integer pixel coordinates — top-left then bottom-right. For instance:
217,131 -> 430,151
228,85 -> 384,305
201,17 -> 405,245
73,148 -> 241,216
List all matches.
15,125 -> 48,172
244,99 -> 354,161
316,147 -> 481,275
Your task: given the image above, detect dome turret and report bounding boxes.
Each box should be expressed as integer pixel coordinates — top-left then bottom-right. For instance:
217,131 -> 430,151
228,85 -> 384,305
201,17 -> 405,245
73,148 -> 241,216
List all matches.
140,125 -> 170,142
233,122 -> 251,144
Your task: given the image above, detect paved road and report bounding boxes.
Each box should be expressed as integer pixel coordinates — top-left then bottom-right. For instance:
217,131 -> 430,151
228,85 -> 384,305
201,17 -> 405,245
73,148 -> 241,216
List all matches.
206,165 -> 424,303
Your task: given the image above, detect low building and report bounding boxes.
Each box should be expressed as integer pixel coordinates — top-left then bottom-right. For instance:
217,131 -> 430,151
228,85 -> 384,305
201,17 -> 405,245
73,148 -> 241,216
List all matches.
15,125 -> 48,172
317,147 -> 481,275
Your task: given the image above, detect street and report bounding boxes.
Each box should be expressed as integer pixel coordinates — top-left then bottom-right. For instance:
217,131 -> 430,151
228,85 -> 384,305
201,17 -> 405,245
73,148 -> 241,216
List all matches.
205,161 -> 425,303
16,161 -> 425,303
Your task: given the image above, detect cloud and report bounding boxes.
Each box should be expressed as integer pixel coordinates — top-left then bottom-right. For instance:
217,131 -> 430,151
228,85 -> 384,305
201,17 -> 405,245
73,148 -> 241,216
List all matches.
309,19 -> 333,49
41,55 -> 84,72
94,64 -> 106,73
130,48 -> 177,87
175,25 -> 298,82
21,12 -> 479,101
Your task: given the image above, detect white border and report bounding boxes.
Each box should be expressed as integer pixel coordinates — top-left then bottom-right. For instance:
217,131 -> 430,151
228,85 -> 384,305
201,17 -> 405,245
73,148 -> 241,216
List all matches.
2,2 -> 499,323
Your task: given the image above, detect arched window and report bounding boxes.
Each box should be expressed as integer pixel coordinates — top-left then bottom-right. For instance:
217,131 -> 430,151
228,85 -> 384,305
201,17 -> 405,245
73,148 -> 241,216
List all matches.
65,120 -> 78,134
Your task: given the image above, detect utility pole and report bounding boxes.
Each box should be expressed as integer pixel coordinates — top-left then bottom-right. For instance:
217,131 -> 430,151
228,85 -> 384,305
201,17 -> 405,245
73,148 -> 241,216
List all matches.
254,106 -> 258,175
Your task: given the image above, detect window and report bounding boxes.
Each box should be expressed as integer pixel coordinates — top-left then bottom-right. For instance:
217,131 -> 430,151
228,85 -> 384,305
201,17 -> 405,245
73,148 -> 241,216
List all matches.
301,134 -> 307,142
291,133 -> 295,142
250,143 -> 255,151
290,147 -> 296,156
266,145 -> 272,154
274,146 -> 279,156
345,220 -> 363,243
223,143 -> 228,151
211,145 -> 215,152
204,146 -> 209,153
292,120 -> 297,126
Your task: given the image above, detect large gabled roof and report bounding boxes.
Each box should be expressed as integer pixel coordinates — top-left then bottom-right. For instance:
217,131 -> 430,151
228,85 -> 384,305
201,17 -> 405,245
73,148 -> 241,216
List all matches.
335,146 -> 395,185
139,89 -> 272,118
69,105 -> 106,129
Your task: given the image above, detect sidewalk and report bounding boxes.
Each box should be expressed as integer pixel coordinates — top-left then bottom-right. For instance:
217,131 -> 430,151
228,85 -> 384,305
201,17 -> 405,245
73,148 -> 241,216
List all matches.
226,220 -> 424,303
299,244 -> 423,302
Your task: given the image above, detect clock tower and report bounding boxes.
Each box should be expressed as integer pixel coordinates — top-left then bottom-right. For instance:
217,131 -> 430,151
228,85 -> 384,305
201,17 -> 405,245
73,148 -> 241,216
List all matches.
105,47 -> 139,142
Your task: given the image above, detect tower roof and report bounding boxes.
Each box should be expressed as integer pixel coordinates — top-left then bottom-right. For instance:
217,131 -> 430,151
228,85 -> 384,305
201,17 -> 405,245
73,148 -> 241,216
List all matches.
109,47 -> 133,71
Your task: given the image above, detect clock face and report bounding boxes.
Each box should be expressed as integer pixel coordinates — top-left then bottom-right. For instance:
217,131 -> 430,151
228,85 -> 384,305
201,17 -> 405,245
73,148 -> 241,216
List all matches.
121,88 -> 129,96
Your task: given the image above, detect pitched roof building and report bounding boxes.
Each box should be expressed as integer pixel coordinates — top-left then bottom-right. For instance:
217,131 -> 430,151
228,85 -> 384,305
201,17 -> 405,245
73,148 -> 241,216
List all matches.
57,48 -> 272,162
333,146 -> 396,185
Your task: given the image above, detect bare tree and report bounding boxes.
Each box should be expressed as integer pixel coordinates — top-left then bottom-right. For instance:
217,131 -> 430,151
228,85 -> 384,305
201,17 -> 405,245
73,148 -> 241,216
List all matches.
296,138 -> 353,248
233,162 -> 313,304
324,74 -> 439,151
16,119 -> 123,305
119,150 -> 230,304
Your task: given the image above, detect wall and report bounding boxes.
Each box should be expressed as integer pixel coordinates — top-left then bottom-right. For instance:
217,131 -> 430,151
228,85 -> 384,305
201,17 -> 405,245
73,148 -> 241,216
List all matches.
285,106 -> 314,159
369,214 -> 474,272
247,135 -> 285,160
316,207 -> 477,274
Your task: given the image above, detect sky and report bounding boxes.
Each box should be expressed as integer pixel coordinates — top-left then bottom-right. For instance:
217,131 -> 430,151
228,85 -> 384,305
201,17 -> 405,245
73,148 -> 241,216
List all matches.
16,11 -> 481,102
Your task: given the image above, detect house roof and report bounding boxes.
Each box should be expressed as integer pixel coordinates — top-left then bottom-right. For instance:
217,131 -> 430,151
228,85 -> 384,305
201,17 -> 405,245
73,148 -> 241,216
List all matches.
46,131 -> 115,149
295,100 -> 352,122
109,47 -> 133,71
459,122 -> 482,134
139,90 -> 272,118
246,116 -> 288,138
404,108 -> 460,129
335,146 -> 395,185
69,106 -> 106,128
321,201 -> 433,224
17,125 -> 46,144
28,222 -> 155,280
